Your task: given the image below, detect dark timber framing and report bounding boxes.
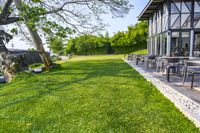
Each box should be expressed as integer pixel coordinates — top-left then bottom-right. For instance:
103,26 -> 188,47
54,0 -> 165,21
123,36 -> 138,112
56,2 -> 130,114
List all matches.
138,0 -> 200,58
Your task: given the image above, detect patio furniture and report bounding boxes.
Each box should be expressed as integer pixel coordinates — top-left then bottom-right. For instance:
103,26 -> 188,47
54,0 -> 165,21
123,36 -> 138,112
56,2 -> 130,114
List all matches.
156,57 -> 188,72
135,54 -> 147,65
183,60 -> 200,89
146,55 -> 158,69
166,58 -> 180,82
127,54 -> 147,65
127,54 -> 134,61
156,57 -> 189,82
156,57 -> 165,72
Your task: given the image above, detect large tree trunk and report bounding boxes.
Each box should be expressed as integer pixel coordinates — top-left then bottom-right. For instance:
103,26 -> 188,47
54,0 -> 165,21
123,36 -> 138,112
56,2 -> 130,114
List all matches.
26,26 -> 53,69
14,0 -> 53,70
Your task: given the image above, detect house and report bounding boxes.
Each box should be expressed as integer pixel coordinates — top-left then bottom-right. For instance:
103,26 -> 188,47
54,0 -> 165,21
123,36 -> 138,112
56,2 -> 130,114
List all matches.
138,0 -> 200,57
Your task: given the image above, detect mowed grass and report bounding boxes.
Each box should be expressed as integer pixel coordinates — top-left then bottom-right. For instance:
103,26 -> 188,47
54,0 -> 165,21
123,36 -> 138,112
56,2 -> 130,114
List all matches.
0,55 -> 199,132
132,49 -> 148,54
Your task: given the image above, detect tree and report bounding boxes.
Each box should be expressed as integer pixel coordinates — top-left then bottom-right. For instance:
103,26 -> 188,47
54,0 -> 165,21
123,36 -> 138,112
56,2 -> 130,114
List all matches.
110,21 -> 148,53
48,37 -> 65,57
65,21 -> 148,55
74,35 -> 97,56
0,0 -> 132,80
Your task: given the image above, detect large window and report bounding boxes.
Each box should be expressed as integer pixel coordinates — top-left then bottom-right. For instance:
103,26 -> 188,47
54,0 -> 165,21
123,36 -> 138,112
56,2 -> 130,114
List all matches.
148,17 -> 153,37
156,36 -> 160,55
171,32 -> 180,56
193,32 -> 200,57
171,32 -> 190,56
157,10 -> 162,34
194,0 -> 200,28
171,0 -> 181,29
162,3 -> 168,31
152,12 -> 157,35
147,39 -> 151,55
170,0 -> 192,29
152,37 -> 155,55
180,32 -> 190,56
181,1 -> 191,28
162,33 -> 167,55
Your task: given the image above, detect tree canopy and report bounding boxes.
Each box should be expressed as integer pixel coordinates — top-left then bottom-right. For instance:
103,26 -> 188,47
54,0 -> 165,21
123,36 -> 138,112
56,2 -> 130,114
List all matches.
48,37 -> 65,56
0,0 -> 132,76
0,0 -> 133,37
66,21 -> 148,55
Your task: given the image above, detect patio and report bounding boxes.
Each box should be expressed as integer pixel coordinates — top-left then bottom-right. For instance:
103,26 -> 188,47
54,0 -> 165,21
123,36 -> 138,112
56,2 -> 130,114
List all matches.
124,58 -> 200,127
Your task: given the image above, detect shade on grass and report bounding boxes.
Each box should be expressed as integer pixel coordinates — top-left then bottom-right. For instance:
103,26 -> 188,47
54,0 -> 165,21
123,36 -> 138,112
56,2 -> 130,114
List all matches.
0,55 -> 199,132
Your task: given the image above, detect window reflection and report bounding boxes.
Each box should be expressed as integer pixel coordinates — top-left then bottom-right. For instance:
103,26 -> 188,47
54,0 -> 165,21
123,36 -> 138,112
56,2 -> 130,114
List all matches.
194,1 -> 200,13
156,36 -> 160,55
181,32 -> 190,56
162,33 -> 167,56
193,32 -> 200,57
171,32 -> 180,56
170,0 -> 192,29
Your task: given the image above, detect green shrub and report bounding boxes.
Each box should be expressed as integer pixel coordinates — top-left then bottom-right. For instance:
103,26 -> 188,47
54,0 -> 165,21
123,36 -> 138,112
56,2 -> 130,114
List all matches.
51,55 -> 62,62
65,21 -> 148,55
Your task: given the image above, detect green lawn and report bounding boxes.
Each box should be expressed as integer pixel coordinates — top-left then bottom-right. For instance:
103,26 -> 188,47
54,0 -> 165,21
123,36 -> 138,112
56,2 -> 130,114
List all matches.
132,49 -> 148,54
0,55 -> 199,132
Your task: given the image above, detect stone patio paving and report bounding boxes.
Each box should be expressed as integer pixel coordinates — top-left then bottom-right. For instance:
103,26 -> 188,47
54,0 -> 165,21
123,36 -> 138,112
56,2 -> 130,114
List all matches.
124,59 -> 200,128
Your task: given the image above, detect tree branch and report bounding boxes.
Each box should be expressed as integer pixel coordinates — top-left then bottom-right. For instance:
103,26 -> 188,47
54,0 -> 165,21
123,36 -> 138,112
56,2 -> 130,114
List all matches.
0,17 -> 20,25
0,0 -> 13,20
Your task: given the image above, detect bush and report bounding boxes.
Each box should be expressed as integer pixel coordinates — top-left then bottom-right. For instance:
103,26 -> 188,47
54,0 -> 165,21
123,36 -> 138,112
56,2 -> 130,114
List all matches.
51,55 -> 62,62
113,45 -> 147,54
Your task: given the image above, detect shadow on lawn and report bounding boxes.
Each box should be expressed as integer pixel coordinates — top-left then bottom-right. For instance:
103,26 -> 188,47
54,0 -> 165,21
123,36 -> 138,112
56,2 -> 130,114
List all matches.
0,59 -> 146,110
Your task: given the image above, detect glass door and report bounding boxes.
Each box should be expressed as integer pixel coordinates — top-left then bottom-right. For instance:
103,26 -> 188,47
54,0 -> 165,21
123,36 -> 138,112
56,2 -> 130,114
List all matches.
193,32 -> 200,57
156,36 -> 160,55
162,33 -> 167,56
180,32 -> 190,56
171,32 -> 180,56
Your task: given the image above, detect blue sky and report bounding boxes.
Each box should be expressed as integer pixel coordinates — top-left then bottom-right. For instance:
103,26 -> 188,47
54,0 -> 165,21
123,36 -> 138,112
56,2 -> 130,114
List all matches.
103,0 -> 149,36
7,0 -> 149,50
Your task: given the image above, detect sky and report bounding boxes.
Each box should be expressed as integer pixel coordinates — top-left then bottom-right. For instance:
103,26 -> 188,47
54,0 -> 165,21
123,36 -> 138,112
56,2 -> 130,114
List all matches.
103,0 -> 149,36
6,0 -> 149,50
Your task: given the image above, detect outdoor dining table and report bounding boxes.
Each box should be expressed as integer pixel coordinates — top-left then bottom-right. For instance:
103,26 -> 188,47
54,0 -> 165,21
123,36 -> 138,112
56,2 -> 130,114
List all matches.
156,56 -> 189,68
183,60 -> 200,88
156,56 -> 189,82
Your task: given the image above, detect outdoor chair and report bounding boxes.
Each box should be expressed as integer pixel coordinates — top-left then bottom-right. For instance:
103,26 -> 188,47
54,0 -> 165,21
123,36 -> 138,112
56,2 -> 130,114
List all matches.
165,58 -> 180,82
127,54 -> 135,61
156,57 -> 165,72
146,55 -> 158,69
183,61 -> 200,89
135,54 -> 147,65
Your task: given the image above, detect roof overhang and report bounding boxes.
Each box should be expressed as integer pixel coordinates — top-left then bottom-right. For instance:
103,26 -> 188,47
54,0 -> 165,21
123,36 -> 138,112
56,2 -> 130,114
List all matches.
138,0 -> 164,21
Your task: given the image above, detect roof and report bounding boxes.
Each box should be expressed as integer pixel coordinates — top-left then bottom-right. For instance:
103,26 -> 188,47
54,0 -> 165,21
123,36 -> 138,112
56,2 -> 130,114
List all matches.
138,0 -> 164,21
